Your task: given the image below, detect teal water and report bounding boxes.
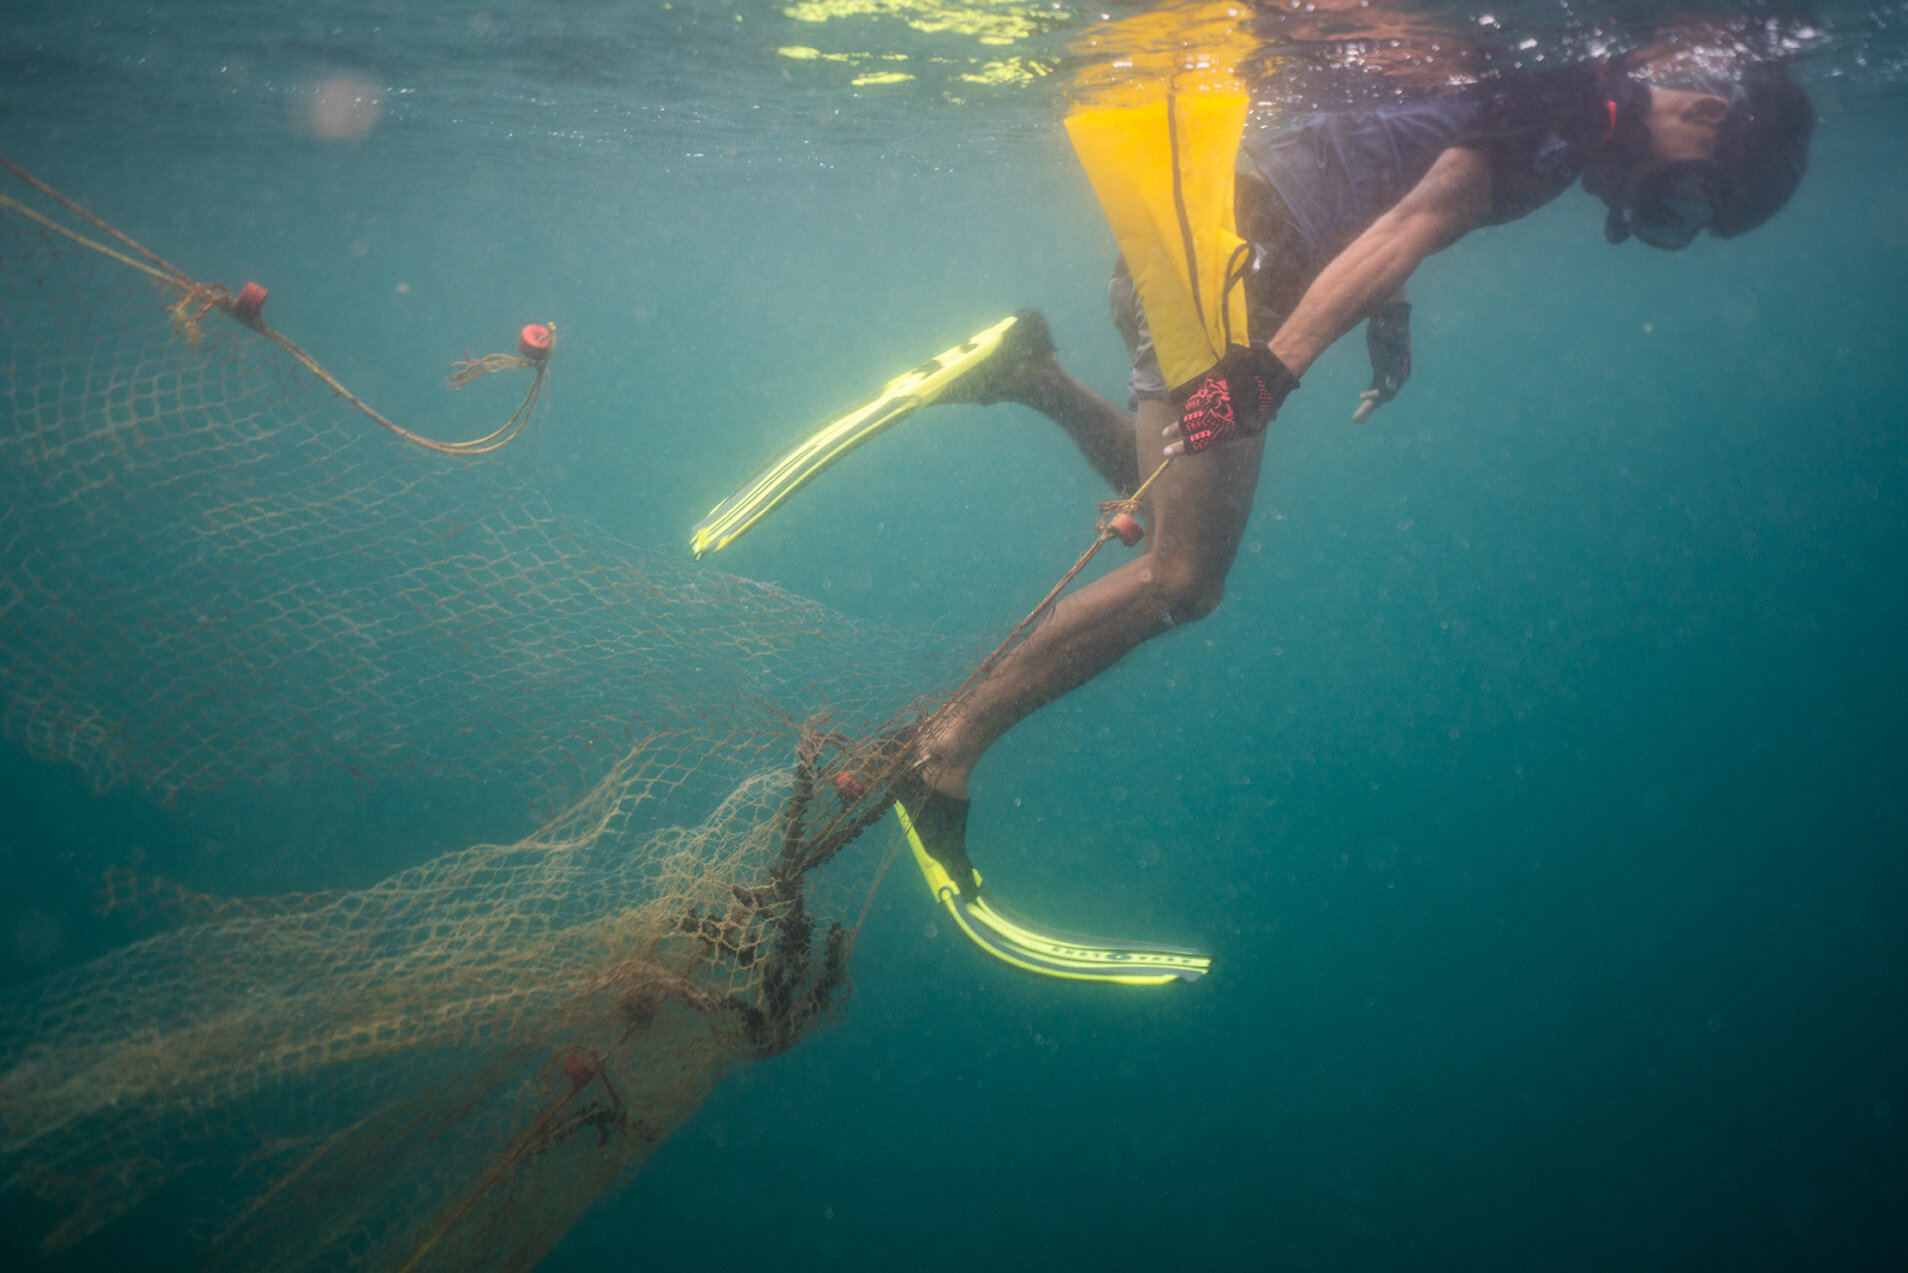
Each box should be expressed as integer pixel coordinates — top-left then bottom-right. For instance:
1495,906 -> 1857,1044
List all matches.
4,1 -> 1906,1268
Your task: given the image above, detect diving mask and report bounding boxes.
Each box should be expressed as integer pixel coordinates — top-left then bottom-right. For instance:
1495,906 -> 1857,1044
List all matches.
1603,158 -> 1728,250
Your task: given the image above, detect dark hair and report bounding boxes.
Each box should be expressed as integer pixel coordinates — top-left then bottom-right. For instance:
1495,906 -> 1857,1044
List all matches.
1710,60 -> 1815,237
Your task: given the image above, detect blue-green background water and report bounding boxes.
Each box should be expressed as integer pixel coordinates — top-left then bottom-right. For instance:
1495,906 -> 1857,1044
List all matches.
4,1 -> 1906,1268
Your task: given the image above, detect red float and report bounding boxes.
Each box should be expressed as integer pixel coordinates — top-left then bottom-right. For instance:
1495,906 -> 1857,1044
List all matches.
517,323 -> 554,361
233,281 -> 269,327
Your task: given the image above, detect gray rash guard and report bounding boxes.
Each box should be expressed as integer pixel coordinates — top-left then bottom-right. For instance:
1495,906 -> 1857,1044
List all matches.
1241,68 -> 1609,274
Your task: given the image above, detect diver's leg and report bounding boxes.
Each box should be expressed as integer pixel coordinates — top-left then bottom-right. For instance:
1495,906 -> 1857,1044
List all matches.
919,398 -> 1263,797
1005,359 -> 1141,493
991,262 -> 1165,495
941,329 -> 1140,492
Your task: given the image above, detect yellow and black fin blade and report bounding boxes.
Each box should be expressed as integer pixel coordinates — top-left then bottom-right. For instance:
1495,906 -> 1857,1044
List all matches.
894,797 -> 1212,986
690,312 -> 1029,558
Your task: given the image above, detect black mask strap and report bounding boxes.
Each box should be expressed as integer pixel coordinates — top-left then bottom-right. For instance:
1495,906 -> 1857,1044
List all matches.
1599,70 -> 1654,165
1603,204 -> 1633,244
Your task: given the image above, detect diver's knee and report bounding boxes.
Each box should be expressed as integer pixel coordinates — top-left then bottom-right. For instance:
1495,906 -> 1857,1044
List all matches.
1168,578 -> 1225,624
1149,563 -> 1226,626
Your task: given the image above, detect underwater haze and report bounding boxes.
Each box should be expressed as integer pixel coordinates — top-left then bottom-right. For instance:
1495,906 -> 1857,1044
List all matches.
3,1 -> 1906,1269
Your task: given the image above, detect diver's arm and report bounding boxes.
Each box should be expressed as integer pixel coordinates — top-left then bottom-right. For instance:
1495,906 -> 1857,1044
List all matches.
1161,146 -> 1493,457
1268,145 -> 1492,379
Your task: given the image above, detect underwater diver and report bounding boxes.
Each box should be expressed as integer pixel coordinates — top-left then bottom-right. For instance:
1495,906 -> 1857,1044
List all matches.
692,25 -> 1814,983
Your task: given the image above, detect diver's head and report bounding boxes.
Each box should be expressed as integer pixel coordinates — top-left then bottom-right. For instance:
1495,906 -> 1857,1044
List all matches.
1585,44 -> 1815,250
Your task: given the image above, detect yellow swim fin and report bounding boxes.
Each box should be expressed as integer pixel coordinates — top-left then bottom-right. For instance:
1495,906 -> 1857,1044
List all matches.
895,789 -> 1212,986
689,310 -> 1051,558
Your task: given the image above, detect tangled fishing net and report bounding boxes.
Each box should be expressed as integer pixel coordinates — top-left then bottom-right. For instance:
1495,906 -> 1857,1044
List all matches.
0,160 -> 969,1269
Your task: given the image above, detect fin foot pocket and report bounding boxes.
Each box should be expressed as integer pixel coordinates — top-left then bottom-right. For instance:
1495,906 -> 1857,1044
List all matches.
933,307 -> 1057,406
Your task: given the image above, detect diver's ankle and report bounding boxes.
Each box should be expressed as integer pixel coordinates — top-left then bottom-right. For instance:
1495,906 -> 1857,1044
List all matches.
933,775 -> 969,801
913,752 -> 971,801
921,766 -> 968,801
1002,355 -> 1076,411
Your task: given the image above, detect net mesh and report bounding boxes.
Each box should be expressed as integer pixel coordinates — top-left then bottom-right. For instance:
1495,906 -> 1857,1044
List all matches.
0,221 -> 940,800
0,166 -> 971,1269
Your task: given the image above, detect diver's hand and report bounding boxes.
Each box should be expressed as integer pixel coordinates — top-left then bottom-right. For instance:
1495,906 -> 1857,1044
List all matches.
1162,417 -> 1187,457
1354,300 -> 1411,424
1162,346 -> 1299,457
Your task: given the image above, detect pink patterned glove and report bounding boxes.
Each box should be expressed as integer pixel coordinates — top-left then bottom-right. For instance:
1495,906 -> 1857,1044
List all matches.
1173,346 -> 1299,454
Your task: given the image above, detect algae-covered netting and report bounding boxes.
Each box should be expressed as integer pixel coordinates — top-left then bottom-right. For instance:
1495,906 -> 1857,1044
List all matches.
4,732 -> 900,1270
0,169 -> 969,1268
0,209 -> 934,799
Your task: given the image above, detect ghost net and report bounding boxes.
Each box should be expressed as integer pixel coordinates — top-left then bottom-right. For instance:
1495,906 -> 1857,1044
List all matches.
0,159 -> 965,1270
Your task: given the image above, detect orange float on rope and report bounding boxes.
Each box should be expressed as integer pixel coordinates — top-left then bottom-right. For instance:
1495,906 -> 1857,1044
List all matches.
517,323 -> 554,361
1109,511 -> 1144,547
233,281 -> 268,327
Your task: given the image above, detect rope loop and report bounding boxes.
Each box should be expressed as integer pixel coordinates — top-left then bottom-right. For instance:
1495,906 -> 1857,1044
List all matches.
1093,493 -> 1143,540
448,351 -> 539,390
167,282 -> 233,348
2,156 -> 553,458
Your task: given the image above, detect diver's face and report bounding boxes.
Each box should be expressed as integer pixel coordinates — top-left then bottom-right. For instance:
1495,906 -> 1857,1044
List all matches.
1597,84 -> 1736,250
1579,82 -> 1732,197
1637,84 -> 1732,171
1583,83 -> 1732,205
